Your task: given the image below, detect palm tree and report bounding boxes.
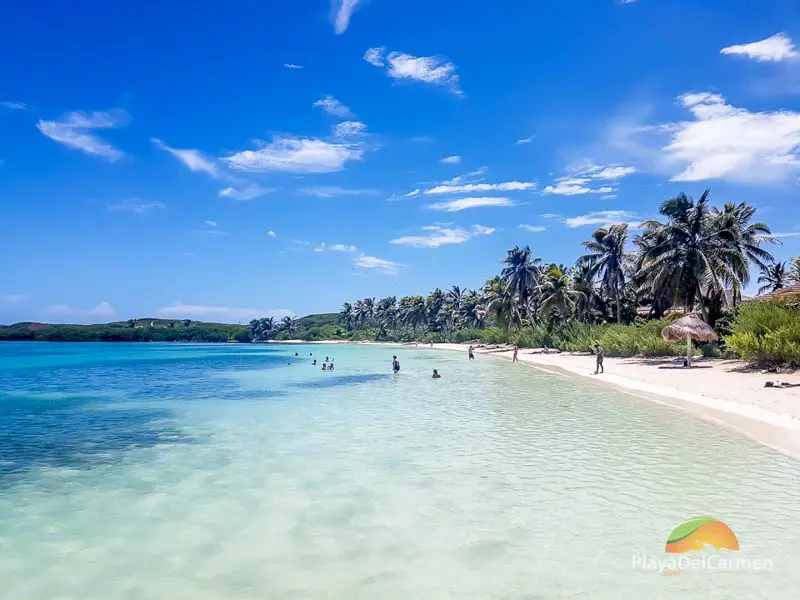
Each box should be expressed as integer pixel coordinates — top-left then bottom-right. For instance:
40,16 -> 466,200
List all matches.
713,202 -> 775,305
579,224 -> 630,323
790,257 -> 800,284
636,191 -> 751,322
401,296 -> 427,336
483,276 -> 522,337
539,265 -> 579,320
571,264 -> 600,323
500,246 -> 542,320
339,303 -> 354,330
281,316 -> 294,335
758,260 -> 788,295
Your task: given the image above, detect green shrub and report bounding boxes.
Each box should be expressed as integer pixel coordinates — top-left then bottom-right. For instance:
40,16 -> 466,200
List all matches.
701,343 -> 722,358
452,328 -> 506,344
725,302 -> 800,366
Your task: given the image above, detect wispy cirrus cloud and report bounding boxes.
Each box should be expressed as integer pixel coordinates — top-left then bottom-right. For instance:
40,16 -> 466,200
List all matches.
223,136 -> 365,174
218,184 -> 275,201
391,224 -> 494,248
543,161 -> 635,195
37,109 -> 129,162
106,200 -> 166,214
364,47 -> 462,95
333,121 -> 367,138
1,101 -> 28,111
425,181 -> 536,195
152,138 -> 220,178
315,242 -> 357,252
440,155 -> 461,164
354,253 -> 403,275
159,304 -> 293,322
427,197 -> 516,212
332,0 -> 367,34
297,186 -> 379,198
563,210 -> 642,228
519,224 -> 547,232
313,95 -> 355,118
516,135 -> 535,145
721,33 -> 798,63
284,63 -> 304,69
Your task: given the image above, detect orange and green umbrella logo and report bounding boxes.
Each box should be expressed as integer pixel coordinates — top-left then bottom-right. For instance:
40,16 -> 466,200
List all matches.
665,516 -> 740,553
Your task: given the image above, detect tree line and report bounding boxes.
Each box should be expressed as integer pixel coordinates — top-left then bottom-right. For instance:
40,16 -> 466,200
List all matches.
337,191 -> 798,338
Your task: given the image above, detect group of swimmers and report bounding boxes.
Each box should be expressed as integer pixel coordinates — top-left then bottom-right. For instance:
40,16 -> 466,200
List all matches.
311,356 -> 335,370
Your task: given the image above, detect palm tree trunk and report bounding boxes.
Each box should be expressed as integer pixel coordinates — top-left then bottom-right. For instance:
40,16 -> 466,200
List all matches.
615,288 -> 621,324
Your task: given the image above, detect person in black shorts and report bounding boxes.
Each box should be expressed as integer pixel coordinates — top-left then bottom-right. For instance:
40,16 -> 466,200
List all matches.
594,344 -> 604,374
392,355 -> 400,373
468,346 -> 475,360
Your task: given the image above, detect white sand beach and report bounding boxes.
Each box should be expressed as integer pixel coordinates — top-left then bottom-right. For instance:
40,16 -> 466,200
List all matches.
425,342 -> 800,459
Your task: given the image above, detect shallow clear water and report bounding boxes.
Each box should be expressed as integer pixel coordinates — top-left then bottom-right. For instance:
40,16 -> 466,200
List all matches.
1,342 -> 799,599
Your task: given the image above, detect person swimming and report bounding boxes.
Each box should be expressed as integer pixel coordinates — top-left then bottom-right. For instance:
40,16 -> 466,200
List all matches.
432,369 -> 441,379
322,363 -> 327,371
329,362 -> 335,371
312,359 -> 317,366
392,355 -> 400,374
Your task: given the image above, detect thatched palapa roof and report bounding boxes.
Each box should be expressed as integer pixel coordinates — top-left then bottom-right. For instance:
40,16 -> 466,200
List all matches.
661,313 -> 718,343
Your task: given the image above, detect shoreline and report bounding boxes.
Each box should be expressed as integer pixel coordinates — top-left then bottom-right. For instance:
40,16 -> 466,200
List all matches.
287,340 -> 800,461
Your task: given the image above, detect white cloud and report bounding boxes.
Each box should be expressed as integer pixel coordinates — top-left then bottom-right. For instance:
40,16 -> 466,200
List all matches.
267,230 -> 277,237
297,186 -> 379,198
284,63 -> 304,69
661,92 -> 800,182
37,109 -> 129,161
544,161 -> 635,195
159,304 -> 293,322
313,95 -> 354,118
364,47 -> 462,95
391,224 -> 493,248
107,200 -> 166,214
204,220 -> 217,227
364,47 -> 386,67
425,181 -> 536,195
218,185 -> 274,201
354,253 -> 402,275
519,224 -> 547,232
333,0 -> 365,34
516,135 -> 535,145
47,301 -> 115,320
333,120 -> 367,137
440,155 -> 461,164
427,196 -> 516,212
721,33 -> 798,63
472,224 -> 495,236
152,138 -> 220,178
442,166 -> 488,186
224,136 -> 364,174
772,231 -> 800,238
315,242 -> 357,252
563,210 -> 641,228
543,178 -> 615,196
1,101 -> 28,110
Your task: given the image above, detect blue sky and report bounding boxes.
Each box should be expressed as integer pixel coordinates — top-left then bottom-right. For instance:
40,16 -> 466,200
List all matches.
2,0 -> 800,324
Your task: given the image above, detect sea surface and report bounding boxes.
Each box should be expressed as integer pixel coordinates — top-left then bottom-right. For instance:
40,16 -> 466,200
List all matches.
1,342 -> 799,599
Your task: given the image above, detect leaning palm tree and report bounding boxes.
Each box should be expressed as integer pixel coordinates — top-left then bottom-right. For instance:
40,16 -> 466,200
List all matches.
579,224 -> 630,323
758,260 -> 788,295
483,276 -> 522,337
339,302 -> 355,330
500,246 -> 542,320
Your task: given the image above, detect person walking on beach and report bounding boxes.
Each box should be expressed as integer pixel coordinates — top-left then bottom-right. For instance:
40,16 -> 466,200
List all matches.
468,346 -> 475,360
392,355 -> 400,374
594,344 -> 604,374
513,345 -> 519,363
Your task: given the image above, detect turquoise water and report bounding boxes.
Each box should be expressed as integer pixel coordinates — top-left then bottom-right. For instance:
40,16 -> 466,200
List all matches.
1,342 -> 799,599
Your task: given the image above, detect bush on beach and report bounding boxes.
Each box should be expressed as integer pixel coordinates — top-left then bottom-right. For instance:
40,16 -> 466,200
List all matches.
724,302 -> 800,366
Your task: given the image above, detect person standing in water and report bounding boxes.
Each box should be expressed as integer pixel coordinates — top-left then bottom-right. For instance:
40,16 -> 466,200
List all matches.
594,344 -> 604,374
468,346 -> 475,360
392,355 -> 400,374
512,345 -> 519,363
432,369 -> 441,379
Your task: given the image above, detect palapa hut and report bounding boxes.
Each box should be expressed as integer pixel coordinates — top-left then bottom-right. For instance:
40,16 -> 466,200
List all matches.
661,313 -> 718,368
